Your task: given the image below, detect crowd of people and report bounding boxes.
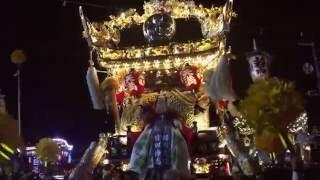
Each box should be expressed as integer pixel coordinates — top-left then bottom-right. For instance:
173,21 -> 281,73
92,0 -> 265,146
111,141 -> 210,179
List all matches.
0,142 -> 319,180
0,150 -> 71,180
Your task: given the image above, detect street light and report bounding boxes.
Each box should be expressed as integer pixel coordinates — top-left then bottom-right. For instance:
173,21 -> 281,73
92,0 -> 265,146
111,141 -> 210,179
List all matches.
10,49 -> 27,136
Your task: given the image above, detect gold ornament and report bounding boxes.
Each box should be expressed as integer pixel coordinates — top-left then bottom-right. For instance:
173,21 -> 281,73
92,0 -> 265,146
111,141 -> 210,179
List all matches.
118,90 -> 210,132
80,0 -> 234,74
10,49 -> 26,65
119,93 -> 158,133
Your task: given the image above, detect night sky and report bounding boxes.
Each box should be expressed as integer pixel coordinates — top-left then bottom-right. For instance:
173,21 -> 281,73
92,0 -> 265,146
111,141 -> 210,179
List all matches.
1,0 -> 320,148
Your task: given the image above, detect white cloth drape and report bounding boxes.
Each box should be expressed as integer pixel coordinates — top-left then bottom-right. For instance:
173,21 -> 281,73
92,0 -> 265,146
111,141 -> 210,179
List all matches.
86,66 -> 104,110
205,55 -> 237,102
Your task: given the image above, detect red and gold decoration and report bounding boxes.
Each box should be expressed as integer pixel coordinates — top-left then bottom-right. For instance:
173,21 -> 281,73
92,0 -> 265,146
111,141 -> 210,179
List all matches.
77,0 -> 309,178
216,100 -> 229,110
192,158 -> 212,174
179,64 -> 201,91
123,69 -> 145,96
79,0 -> 234,76
116,82 -> 125,103
82,0 -> 234,152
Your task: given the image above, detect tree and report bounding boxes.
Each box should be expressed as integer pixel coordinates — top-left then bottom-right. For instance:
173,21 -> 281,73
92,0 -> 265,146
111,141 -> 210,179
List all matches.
239,78 -> 304,153
36,138 -> 60,164
0,112 -> 22,162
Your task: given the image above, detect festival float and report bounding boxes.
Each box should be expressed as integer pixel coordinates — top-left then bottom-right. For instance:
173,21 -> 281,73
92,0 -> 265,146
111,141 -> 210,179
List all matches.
70,0 -> 310,179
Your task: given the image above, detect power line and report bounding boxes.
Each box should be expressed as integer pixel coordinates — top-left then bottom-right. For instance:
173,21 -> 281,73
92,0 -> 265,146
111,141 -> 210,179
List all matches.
57,0 -> 110,10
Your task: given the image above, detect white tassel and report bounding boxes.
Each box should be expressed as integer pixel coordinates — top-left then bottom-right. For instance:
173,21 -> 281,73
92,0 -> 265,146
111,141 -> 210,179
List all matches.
205,55 -> 237,101
86,66 -> 104,110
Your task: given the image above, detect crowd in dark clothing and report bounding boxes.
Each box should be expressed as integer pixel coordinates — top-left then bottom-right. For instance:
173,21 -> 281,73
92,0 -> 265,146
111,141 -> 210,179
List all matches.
1,149 -> 320,180
1,161 -> 320,180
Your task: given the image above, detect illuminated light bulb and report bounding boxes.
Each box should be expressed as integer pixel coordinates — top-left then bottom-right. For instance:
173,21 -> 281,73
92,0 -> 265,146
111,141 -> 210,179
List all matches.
132,62 -> 140,69
91,37 -> 97,43
305,145 -> 311,151
174,58 -> 182,68
136,52 -> 142,58
121,162 -> 129,171
189,57 -> 199,66
123,63 -> 129,68
153,60 -> 160,68
156,71 -> 161,77
288,112 -> 308,133
115,68 -> 121,74
196,56 -> 202,63
163,59 -> 171,70
143,61 -> 151,70
102,159 -> 110,165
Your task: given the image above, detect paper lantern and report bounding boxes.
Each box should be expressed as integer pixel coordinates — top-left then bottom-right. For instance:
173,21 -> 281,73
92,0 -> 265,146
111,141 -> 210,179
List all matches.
246,40 -> 271,81
180,64 -> 201,91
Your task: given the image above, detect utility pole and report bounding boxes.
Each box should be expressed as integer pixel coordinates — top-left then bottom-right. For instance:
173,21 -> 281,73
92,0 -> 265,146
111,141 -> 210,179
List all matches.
297,38 -> 320,163
10,49 -> 26,137
297,41 -> 320,133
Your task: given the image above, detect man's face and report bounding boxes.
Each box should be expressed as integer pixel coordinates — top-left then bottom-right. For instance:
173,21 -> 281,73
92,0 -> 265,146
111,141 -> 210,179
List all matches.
155,97 -> 167,114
